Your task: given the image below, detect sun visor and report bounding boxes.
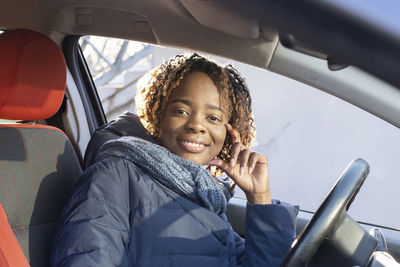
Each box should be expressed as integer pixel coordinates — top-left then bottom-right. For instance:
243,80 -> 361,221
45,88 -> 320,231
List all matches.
180,0 -> 259,39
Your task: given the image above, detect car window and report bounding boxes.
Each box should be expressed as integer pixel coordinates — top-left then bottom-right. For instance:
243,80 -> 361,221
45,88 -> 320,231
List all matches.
79,36 -> 154,120
80,36 -> 400,230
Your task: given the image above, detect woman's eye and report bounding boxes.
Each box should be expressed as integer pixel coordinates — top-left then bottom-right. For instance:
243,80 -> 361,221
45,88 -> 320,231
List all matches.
209,115 -> 220,122
175,109 -> 188,115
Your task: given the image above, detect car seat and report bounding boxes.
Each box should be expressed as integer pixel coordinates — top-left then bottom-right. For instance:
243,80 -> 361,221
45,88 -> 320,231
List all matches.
0,29 -> 82,267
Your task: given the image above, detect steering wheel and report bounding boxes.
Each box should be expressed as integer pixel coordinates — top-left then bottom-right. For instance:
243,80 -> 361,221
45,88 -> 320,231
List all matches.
281,158 -> 378,266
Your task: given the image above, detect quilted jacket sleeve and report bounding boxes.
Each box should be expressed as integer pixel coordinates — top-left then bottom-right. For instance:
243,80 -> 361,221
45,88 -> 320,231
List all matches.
50,158 -> 131,267
234,201 -> 298,266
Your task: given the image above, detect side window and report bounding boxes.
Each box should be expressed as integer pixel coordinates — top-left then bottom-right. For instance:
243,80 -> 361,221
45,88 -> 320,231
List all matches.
79,36 -> 154,120
80,36 -> 400,230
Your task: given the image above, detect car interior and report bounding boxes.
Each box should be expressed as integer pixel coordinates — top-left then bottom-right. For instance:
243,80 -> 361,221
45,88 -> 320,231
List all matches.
0,0 -> 399,266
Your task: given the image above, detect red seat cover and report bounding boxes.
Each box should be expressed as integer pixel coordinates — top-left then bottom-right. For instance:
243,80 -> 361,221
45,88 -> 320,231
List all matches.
0,204 -> 30,267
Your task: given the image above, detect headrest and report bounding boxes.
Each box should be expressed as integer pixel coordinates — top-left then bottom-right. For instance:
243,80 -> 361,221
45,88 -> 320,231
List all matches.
0,29 -> 66,120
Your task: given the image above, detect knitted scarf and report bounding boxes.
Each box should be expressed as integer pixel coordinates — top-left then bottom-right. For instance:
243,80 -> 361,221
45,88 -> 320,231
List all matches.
96,136 -> 230,215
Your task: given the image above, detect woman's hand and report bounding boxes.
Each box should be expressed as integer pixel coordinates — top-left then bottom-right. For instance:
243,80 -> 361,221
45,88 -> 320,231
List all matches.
209,124 -> 272,204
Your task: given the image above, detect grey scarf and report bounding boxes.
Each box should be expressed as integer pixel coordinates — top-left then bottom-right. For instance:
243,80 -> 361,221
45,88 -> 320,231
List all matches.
96,136 -> 230,214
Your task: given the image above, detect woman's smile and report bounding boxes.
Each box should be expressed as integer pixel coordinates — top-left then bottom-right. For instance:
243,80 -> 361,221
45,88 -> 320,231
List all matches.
177,139 -> 209,153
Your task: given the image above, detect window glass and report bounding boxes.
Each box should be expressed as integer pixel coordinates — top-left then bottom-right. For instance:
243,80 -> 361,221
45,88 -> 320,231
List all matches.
80,36 -> 154,120
80,36 -> 400,230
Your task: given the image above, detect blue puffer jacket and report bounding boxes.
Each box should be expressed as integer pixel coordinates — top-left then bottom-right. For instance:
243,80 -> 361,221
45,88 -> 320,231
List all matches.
50,154 -> 298,266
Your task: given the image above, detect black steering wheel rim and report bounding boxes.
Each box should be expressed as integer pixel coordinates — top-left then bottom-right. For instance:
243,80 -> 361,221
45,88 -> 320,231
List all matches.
281,158 -> 370,266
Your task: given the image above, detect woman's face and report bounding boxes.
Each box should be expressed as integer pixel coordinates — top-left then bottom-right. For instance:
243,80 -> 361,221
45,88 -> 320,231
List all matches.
159,71 -> 229,165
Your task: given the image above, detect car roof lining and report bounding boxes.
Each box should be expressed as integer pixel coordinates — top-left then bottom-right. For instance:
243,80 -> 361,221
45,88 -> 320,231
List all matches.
51,1 -> 279,69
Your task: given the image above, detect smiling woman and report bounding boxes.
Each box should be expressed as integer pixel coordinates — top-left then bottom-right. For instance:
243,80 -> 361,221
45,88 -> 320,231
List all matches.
1,0 -> 400,265
50,53 -> 298,266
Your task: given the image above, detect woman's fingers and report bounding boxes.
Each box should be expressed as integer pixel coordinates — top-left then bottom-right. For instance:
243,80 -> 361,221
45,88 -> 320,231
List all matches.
237,148 -> 250,175
225,124 -> 245,167
225,124 -> 241,143
230,141 -> 244,167
210,148 -> 254,176
248,152 -> 259,174
208,158 -> 233,174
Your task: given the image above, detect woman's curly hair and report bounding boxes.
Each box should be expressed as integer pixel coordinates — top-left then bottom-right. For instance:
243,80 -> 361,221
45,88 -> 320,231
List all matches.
136,53 -> 255,176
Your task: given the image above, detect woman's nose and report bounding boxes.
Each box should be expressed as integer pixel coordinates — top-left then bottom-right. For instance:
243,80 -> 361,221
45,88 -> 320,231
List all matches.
185,115 -> 206,134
